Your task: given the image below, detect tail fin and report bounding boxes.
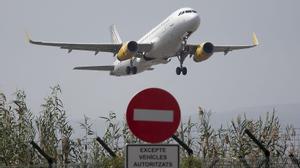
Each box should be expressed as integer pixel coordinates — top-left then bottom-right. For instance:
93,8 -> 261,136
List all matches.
110,24 -> 122,44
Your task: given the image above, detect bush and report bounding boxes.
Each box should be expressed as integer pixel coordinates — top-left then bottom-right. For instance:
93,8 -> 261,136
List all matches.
0,87 -> 299,167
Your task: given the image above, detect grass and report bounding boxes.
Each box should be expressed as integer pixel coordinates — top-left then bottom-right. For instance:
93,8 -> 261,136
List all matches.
0,86 -> 299,167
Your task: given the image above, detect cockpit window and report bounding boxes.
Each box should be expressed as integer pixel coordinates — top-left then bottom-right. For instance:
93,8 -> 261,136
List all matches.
178,10 -> 197,16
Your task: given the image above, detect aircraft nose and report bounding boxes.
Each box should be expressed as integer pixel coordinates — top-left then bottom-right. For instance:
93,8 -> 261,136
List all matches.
193,14 -> 200,27
187,13 -> 200,31
194,14 -> 200,25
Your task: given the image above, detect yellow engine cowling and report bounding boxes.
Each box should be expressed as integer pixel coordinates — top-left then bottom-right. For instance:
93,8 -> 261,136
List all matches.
193,42 -> 214,62
116,41 -> 138,61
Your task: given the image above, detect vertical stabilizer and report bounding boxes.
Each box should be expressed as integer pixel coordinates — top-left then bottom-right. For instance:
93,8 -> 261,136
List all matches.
110,24 -> 122,44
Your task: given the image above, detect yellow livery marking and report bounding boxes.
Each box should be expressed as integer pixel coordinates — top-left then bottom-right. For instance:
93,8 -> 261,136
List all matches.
252,32 -> 259,46
116,42 -> 135,61
25,32 -> 31,43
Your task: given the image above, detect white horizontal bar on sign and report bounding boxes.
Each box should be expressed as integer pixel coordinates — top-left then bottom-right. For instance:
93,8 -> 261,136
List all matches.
133,109 -> 174,122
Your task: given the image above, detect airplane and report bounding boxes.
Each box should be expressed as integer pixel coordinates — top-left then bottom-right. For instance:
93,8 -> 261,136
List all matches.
27,7 -> 259,76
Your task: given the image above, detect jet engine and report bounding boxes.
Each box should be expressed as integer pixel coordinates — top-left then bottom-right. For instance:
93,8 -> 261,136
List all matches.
116,41 -> 138,61
193,42 -> 214,62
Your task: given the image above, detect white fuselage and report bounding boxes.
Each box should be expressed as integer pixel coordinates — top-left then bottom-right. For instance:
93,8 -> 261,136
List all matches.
111,7 -> 200,76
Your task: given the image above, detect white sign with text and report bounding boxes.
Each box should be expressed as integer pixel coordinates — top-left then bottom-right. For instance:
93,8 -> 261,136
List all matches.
126,144 -> 179,168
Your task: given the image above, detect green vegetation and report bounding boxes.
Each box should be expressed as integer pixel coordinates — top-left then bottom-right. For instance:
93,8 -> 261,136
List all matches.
0,86 -> 299,167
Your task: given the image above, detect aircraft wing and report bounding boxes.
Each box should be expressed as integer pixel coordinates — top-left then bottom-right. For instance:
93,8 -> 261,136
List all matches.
187,33 -> 259,55
73,65 -> 114,71
27,34 -> 152,55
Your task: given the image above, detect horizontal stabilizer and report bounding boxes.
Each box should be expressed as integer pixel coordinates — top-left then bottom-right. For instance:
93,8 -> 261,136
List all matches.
73,65 -> 114,71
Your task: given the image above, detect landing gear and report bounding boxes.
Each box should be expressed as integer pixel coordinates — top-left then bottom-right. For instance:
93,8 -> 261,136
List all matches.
126,66 -> 137,75
176,67 -> 181,75
182,67 -> 187,75
132,66 -> 137,74
176,66 -> 187,75
175,32 -> 191,76
126,58 -> 138,75
126,66 -> 131,75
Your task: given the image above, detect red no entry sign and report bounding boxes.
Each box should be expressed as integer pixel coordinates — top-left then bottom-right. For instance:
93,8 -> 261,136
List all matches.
126,88 -> 181,143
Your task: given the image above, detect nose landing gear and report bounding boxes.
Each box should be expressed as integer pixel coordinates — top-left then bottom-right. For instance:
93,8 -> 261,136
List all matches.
176,33 -> 191,76
176,66 -> 187,75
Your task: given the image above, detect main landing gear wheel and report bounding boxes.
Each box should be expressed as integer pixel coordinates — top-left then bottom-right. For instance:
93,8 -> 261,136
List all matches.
132,66 -> 137,74
126,66 -> 131,75
126,66 -> 137,75
176,67 -> 187,75
182,67 -> 187,75
176,67 -> 181,75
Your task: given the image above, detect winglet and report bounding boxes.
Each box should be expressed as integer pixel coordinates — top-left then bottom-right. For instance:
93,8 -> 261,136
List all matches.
252,32 -> 259,46
25,31 -> 32,43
